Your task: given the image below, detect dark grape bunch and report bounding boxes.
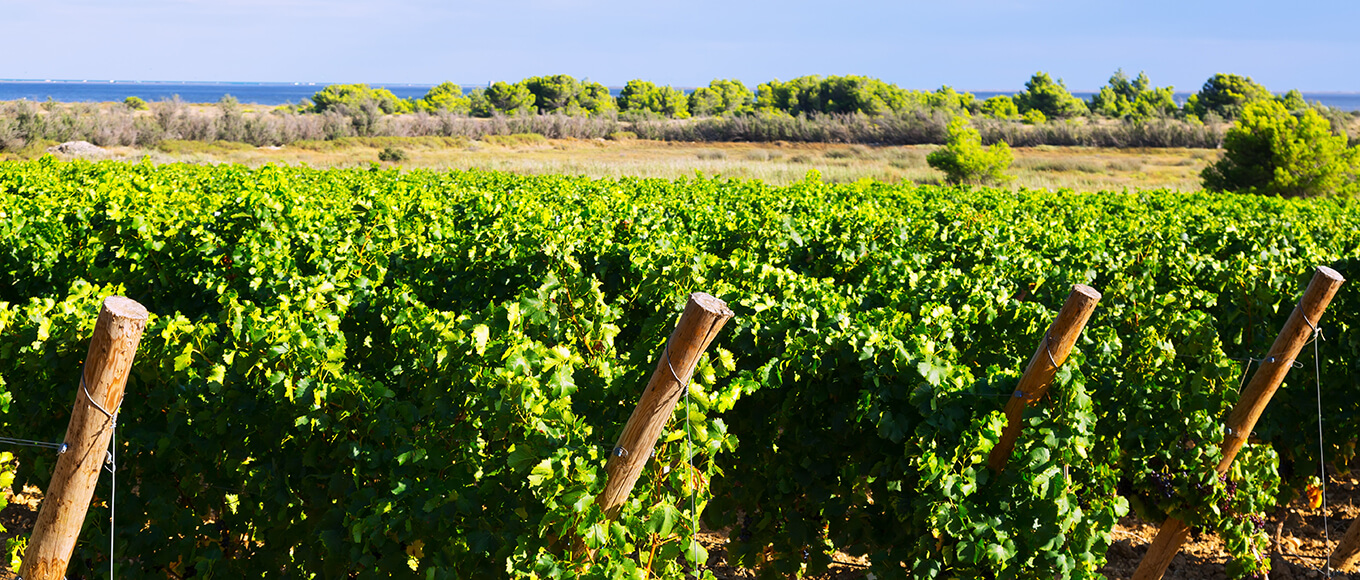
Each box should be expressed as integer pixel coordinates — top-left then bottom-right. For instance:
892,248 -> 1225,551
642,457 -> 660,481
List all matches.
1247,514 -> 1265,533
1146,471 -> 1177,500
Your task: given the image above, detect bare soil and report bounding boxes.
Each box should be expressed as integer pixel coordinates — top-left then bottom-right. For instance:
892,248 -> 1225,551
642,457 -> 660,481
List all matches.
698,474 -> 1360,579
1,477 -> 1355,578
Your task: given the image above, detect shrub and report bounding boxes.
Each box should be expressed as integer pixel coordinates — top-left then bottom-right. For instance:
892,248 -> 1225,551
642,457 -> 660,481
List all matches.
927,117 -> 1013,185
1022,109 -> 1047,125
1201,99 -> 1359,197
606,131 -> 637,141
123,96 -> 149,111
378,146 -> 408,162
980,95 -> 1019,119
483,133 -> 548,147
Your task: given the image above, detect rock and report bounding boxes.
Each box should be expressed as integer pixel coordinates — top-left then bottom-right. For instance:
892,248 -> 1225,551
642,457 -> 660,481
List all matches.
48,141 -> 108,157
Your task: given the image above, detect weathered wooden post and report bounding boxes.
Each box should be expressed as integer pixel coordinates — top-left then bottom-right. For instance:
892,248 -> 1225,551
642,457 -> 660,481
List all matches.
987,284 -> 1101,473
1133,266 -> 1344,580
595,292 -> 734,519
1328,518 -> 1360,571
20,296 -> 148,580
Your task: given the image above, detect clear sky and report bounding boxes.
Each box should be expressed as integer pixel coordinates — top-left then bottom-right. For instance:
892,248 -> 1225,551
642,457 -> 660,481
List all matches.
2,0 -> 1357,92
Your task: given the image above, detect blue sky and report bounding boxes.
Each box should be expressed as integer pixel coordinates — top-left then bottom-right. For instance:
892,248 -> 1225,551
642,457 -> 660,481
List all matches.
2,0 -> 1357,91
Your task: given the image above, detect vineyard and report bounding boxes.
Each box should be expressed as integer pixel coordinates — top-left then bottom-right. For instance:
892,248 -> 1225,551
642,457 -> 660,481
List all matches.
1,158 -> 1359,578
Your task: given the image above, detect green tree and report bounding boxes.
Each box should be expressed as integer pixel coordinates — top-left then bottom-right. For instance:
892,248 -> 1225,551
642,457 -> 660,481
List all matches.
1201,99 -> 1359,197
523,74 -> 582,114
1089,70 -> 1178,121
520,75 -> 615,116
925,86 -> 977,114
756,75 -> 912,116
471,82 -> 535,117
1185,73 -> 1270,120
980,95 -> 1019,119
416,82 -> 471,114
1276,89 -> 1308,112
927,117 -> 1014,185
1013,72 -> 1087,119
1089,69 -> 1146,117
618,80 -> 689,118
688,79 -> 754,116
617,80 -> 659,113
578,81 -> 617,116
309,84 -> 412,115
123,96 -> 149,111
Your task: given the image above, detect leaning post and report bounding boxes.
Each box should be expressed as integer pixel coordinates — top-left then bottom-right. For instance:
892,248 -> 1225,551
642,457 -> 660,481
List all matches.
595,292 -> 735,519
1133,266 -> 1344,580
20,296 -> 149,580
987,284 -> 1102,473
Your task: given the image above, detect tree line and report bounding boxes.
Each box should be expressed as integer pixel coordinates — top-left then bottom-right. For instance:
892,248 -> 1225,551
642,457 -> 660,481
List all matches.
305,71 -> 1350,129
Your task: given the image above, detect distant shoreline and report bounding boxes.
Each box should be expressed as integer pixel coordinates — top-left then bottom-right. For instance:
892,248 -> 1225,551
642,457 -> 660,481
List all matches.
3,80 -> 1360,111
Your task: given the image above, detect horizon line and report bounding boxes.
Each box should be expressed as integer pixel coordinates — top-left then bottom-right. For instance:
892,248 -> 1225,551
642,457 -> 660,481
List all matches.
4,78 -> 1360,95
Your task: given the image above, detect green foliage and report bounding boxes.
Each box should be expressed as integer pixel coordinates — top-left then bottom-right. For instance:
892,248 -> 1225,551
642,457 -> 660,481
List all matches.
471,82 -> 536,117
522,75 -> 616,116
1202,99 -> 1359,197
1022,109 -> 1047,125
4,160 -> 1360,579
1014,72 -> 1088,120
1186,73 -> 1271,120
618,80 -> 690,119
1275,89 -> 1308,112
927,117 -> 1013,185
1089,69 -> 1178,121
756,75 -> 917,116
687,79 -> 754,117
482,133 -> 548,147
925,86 -> 977,114
123,96 -> 149,111
578,81 -> 617,116
309,83 -> 412,115
980,95 -> 1020,120
416,81 -> 471,115
377,146 -> 408,162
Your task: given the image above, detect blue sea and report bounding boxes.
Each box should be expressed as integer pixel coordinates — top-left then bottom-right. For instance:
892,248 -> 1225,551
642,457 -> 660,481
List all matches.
2,80 -> 1358,112
0,80 -> 438,105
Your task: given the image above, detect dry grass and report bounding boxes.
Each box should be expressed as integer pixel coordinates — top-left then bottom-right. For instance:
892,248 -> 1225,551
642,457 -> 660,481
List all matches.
25,136 -> 1219,192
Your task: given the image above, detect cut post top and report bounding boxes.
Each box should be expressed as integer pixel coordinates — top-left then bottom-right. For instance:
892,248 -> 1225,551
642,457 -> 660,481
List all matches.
689,292 -> 734,318
103,296 -> 149,321
1317,265 -> 1345,283
1070,283 -> 1102,301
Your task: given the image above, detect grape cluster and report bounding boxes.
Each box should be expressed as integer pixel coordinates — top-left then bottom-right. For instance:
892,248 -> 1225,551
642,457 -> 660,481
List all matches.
738,515 -> 753,543
1146,471 -> 1177,500
1248,514 -> 1266,533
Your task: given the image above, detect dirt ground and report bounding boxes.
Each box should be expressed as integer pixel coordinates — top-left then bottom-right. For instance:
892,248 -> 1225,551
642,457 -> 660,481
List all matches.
1,477 -> 1355,579
695,474 -> 1360,579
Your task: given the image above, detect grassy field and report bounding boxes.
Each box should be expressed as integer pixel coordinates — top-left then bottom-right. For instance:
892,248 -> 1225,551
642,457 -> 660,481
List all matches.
7,134 -> 1217,192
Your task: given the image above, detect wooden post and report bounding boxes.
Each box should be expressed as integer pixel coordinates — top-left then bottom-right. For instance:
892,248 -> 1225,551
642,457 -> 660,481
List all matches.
987,284 -> 1101,473
1133,266 -> 1344,580
596,292 -> 734,519
20,296 -> 148,580
1329,518 -> 1360,571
